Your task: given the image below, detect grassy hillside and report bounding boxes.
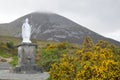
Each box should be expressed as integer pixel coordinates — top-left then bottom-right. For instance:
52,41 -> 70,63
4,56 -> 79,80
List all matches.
0,36 -> 80,67
0,36 -> 120,79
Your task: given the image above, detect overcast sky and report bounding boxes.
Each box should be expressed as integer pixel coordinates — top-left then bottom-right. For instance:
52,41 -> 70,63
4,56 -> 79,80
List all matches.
0,0 -> 120,41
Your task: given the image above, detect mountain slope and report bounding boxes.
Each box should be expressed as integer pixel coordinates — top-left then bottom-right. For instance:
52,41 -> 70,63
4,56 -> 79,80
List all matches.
0,12 -> 120,46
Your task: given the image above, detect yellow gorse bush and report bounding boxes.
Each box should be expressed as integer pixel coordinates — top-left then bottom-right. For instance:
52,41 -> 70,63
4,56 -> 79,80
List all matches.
46,44 -> 57,51
46,42 -> 68,51
49,39 -> 120,80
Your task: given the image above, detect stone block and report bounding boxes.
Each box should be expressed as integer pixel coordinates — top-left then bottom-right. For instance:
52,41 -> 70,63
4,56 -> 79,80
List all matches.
13,43 -> 42,73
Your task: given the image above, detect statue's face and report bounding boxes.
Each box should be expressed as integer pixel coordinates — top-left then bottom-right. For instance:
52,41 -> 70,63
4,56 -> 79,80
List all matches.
25,18 -> 29,23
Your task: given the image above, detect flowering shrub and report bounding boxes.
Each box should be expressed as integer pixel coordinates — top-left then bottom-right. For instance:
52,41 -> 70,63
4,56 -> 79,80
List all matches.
38,42 -> 69,71
49,40 -> 120,80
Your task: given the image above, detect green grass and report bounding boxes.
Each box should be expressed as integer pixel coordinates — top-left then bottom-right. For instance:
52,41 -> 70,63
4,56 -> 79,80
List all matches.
9,56 -> 18,66
0,35 -> 80,70
0,51 -> 11,58
0,35 -> 21,44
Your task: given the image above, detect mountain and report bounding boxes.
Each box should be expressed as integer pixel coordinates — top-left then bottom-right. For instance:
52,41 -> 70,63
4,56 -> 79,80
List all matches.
0,12 -> 120,46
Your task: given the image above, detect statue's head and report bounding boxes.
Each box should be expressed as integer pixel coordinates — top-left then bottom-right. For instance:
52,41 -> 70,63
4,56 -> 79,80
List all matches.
25,18 -> 29,23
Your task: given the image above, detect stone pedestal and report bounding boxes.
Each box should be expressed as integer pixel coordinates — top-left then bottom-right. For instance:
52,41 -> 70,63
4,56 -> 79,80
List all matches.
13,43 -> 42,73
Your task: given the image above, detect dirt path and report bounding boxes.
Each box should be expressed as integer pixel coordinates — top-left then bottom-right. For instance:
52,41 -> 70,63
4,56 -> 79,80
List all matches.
0,70 -> 49,80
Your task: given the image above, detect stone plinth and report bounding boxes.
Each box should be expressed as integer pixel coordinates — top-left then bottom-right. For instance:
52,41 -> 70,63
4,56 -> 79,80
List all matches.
13,43 -> 42,73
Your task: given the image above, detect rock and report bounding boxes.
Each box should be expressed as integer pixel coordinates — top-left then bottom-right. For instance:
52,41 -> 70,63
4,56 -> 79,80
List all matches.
0,62 -> 12,70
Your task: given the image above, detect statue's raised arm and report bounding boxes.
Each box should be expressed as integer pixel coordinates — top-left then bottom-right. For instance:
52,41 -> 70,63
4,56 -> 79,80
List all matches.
22,18 -> 31,43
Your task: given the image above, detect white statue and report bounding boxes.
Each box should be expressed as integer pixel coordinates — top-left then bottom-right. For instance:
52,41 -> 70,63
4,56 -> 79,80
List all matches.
22,18 -> 31,43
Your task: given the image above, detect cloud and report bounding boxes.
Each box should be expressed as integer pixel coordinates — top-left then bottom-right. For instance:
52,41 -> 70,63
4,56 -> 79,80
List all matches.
56,0 -> 120,33
105,30 -> 120,41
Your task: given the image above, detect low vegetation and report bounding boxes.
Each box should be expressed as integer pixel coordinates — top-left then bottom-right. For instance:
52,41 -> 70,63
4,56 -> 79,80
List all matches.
49,37 -> 120,80
0,40 -> 17,66
0,36 -> 120,80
